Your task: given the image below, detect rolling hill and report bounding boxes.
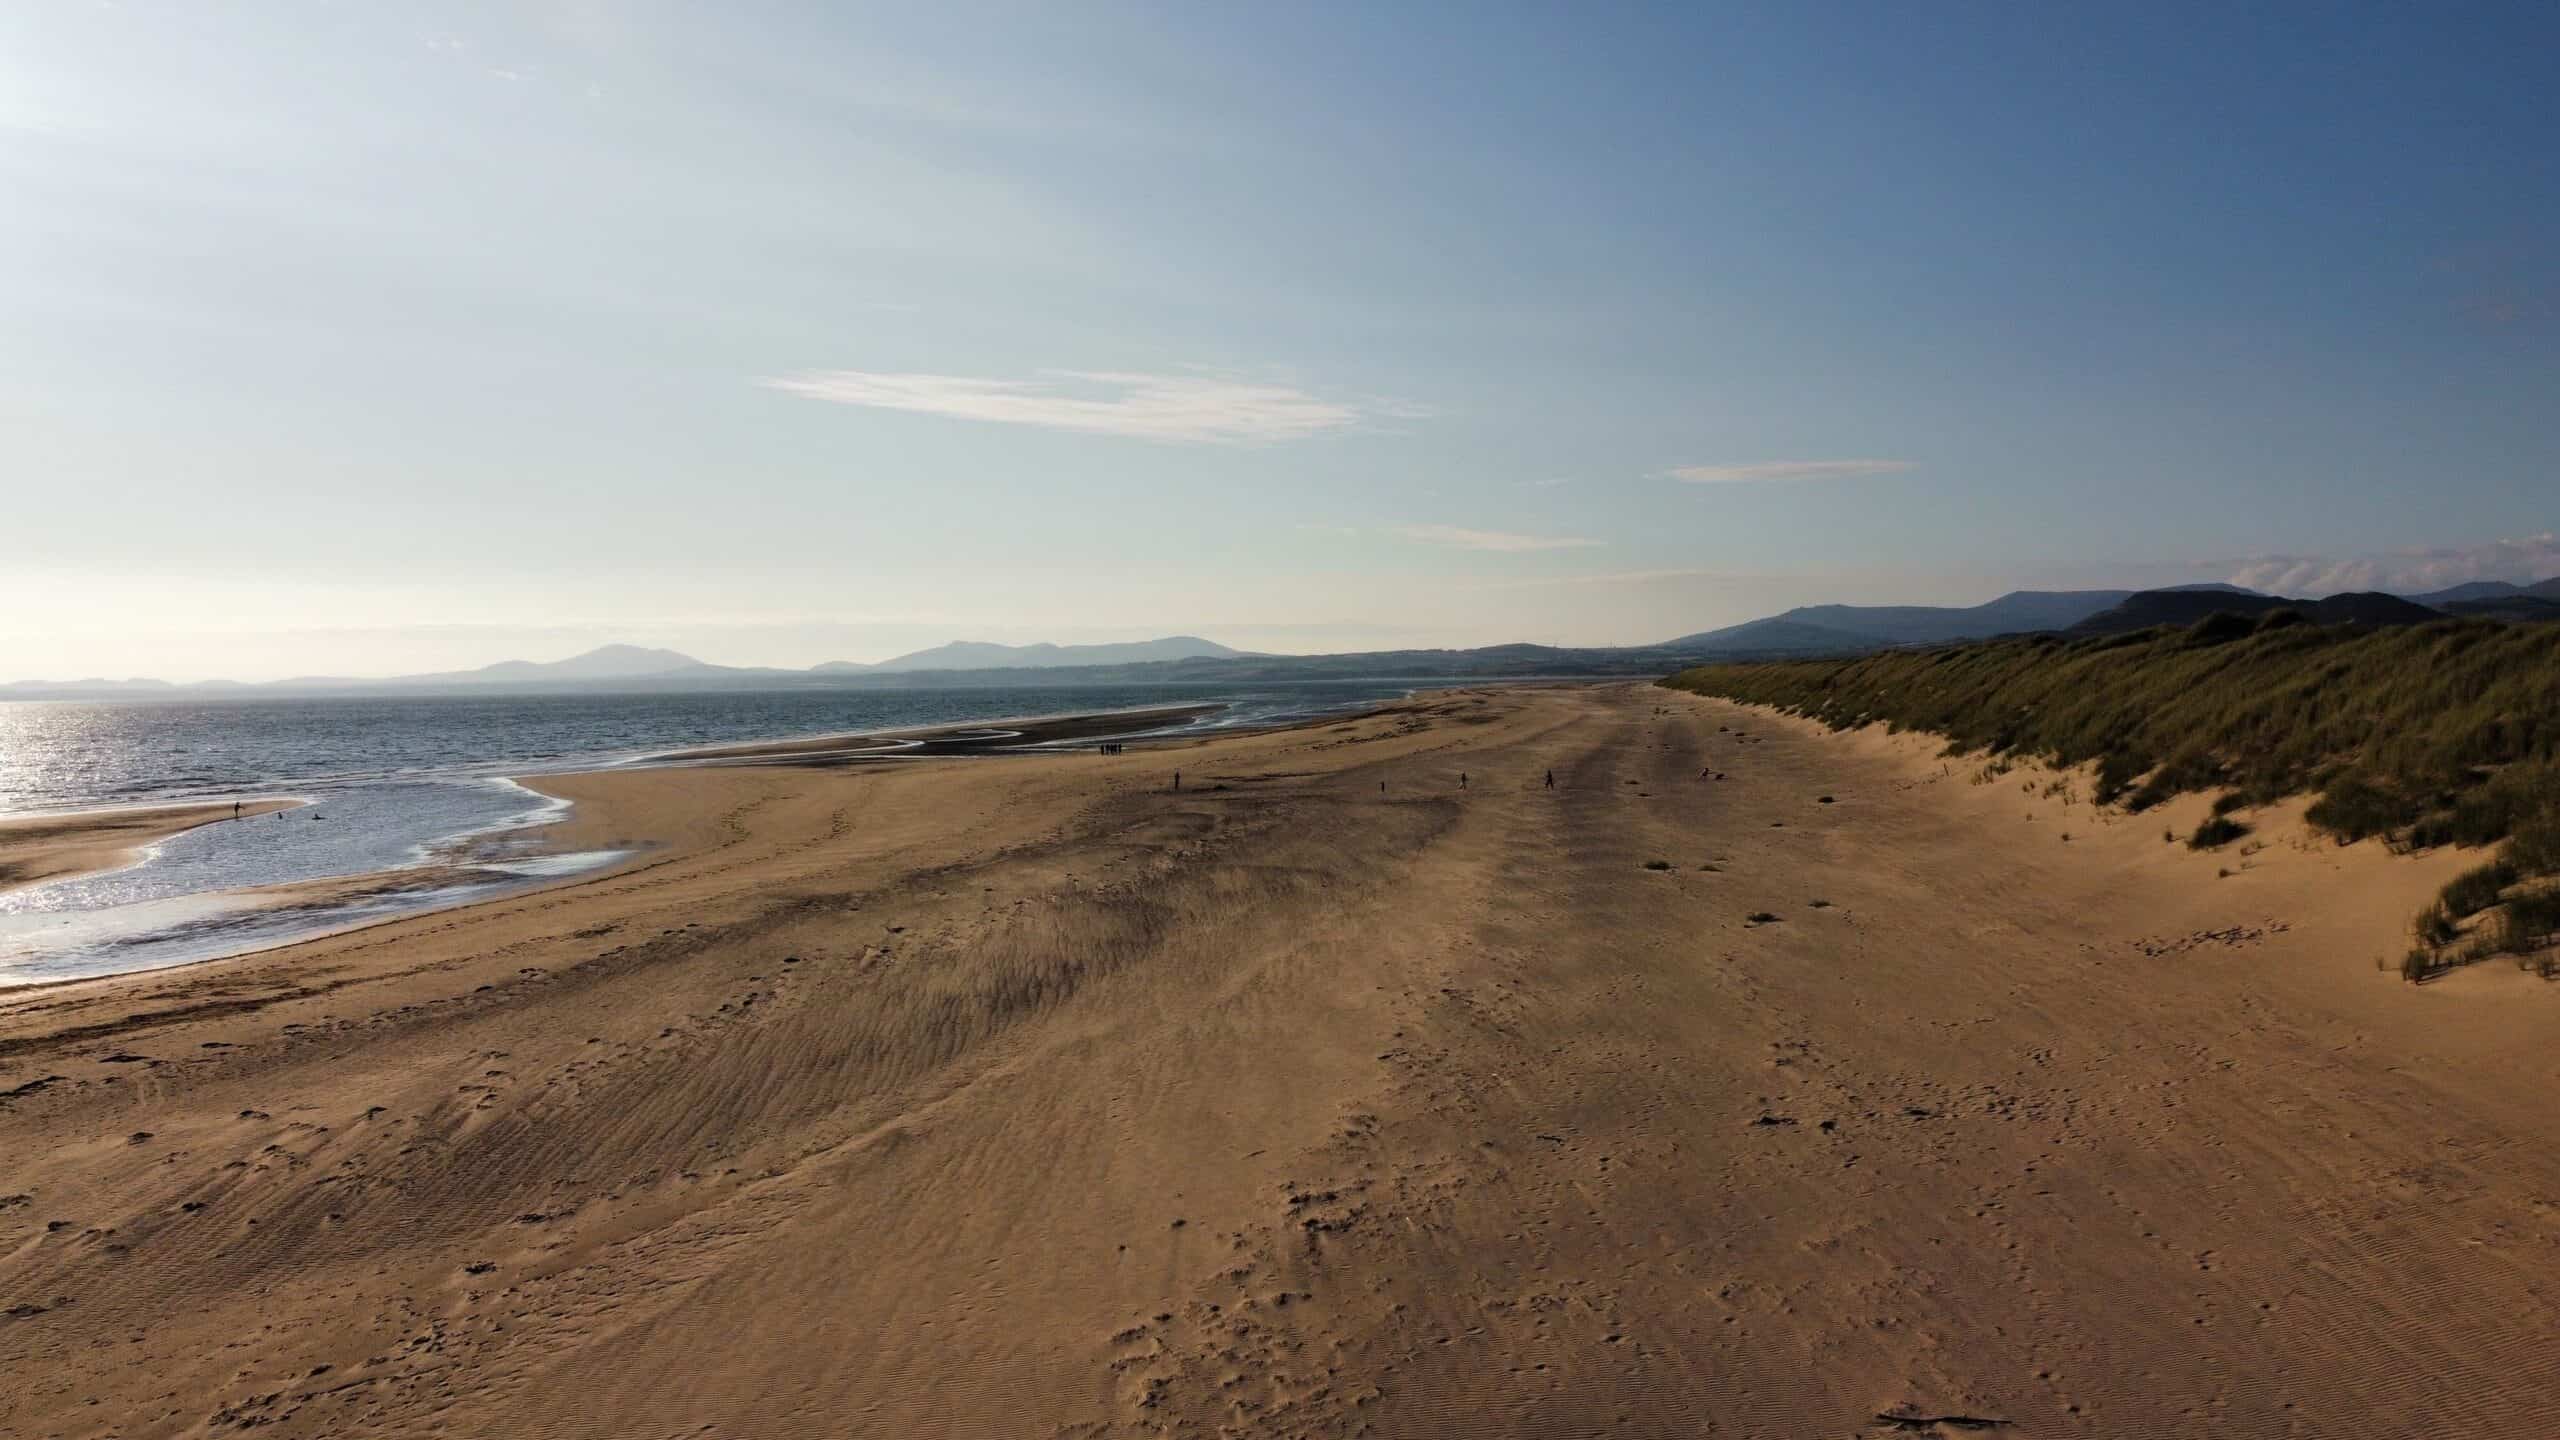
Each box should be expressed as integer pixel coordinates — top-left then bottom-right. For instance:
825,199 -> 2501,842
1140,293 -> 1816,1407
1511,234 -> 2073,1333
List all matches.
1653,587 -> 2271,653
2066,589 -> 2443,636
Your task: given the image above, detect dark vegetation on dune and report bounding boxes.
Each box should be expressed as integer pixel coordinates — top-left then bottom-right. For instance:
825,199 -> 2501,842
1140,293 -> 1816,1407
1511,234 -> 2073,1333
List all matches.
1660,615 -> 2560,981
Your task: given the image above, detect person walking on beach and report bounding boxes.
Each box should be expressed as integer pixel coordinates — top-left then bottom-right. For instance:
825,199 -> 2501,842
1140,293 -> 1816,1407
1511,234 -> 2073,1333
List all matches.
1460,772 -> 1468,790
233,800 -> 242,820
1544,769 -> 1555,789
1172,771 -> 1181,792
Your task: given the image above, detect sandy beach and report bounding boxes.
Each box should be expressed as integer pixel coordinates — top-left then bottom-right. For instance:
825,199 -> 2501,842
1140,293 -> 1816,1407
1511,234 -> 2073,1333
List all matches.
0,801 -> 299,897
3,683 -> 2556,1437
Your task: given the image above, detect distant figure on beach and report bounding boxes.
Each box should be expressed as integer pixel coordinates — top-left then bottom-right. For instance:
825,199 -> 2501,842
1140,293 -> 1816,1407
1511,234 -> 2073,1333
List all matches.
1172,771 -> 1181,791
1460,772 -> 1468,790
1380,781 -> 1386,794
233,801 -> 242,819
1544,769 -> 1555,789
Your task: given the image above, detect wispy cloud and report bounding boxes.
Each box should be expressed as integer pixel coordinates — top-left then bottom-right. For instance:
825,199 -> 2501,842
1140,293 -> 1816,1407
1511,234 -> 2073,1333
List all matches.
1392,525 -> 1604,553
762,368 -> 1386,445
1477,567 -> 1724,588
2225,532 -> 2560,596
1666,459 -> 1916,484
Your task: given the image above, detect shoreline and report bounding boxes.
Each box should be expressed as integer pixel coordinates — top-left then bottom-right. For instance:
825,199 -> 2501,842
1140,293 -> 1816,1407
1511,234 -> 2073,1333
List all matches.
0,683 -> 1437,824
0,696 -> 1408,990
0,799 -> 302,897
633,700 -> 1232,764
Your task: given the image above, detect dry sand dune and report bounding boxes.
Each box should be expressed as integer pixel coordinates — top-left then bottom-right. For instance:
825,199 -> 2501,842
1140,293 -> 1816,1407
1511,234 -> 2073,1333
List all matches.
3,684 -> 2557,1438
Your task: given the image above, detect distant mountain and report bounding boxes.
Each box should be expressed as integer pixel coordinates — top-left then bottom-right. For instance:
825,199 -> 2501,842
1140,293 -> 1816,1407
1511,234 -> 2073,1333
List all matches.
1653,617 -> 1887,657
2407,580 -> 2526,605
14,580 -> 2560,701
2442,595 -> 2560,623
272,645 -> 770,690
784,642 -> 1703,688
0,639 -> 1274,698
0,676 -> 179,694
824,636 -> 1251,674
441,644 -> 717,683
2401,576 -> 2560,605
1661,589 -> 2166,653
2068,589 -> 2439,636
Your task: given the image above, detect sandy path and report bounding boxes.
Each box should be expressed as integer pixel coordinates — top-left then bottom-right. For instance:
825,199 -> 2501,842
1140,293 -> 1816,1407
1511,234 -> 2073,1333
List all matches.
2,685 -> 2555,1438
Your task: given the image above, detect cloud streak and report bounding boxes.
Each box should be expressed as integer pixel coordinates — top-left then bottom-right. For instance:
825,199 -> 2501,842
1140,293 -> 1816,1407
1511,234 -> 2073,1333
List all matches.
2226,532 -> 2560,596
763,368 -> 1380,445
1476,567 -> 1727,588
1666,459 -> 1915,484
1391,525 -> 1604,553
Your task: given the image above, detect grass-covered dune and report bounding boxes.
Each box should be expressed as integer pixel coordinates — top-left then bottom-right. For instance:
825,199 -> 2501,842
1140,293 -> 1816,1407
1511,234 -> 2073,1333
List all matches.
1660,613 -> 2560,979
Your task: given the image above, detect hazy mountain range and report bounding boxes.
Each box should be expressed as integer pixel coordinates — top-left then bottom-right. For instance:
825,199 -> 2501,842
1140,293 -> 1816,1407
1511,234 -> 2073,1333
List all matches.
8,582 -> 2556,698
0,637 -> 1251,696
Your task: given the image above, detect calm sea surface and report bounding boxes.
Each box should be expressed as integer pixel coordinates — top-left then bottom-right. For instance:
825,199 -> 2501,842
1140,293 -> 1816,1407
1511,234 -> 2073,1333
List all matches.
0,682 -> 1430,985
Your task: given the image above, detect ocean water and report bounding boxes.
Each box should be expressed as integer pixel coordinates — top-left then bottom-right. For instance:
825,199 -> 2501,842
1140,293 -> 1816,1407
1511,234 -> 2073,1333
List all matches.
0,682 -> 1428,985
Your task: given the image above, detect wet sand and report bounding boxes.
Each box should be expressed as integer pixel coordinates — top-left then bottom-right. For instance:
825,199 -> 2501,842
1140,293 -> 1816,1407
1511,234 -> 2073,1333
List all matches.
1,706 -> 1236,990
640,701 -> 1229,763
4,684 -> 2557,1437
0,800 -> 299,896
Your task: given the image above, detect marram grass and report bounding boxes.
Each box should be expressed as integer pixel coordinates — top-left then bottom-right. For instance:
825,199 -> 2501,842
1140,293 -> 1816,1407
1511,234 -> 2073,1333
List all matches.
1662,613 -> 2560,978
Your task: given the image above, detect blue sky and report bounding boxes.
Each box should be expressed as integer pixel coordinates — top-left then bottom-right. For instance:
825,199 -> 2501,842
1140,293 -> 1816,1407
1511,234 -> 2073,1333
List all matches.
5,2 -> 2556,679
